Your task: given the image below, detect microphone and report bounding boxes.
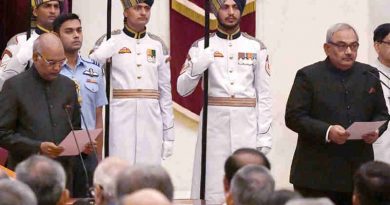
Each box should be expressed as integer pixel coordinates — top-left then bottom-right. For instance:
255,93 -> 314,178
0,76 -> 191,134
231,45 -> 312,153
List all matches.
364,68 -> 390,90
63,104 -> 91,197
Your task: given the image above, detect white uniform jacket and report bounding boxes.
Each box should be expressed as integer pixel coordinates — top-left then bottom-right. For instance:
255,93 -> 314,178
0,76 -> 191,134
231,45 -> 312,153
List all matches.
373,59 -> 390,164
90,27 -> 174,165
0,27 -> 48,90
177,30 -> 272,204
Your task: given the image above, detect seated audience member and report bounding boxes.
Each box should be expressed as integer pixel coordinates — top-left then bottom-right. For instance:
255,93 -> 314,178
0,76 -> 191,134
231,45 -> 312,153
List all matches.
224,148 -> 271,193
15,155 -> 69,205
116,165 -> 174,201
353,161 -> 390,205
0,179 -> 37,205
119,189 -> 171,205
286,198 -> 334,205
267,189 -> 302,205
227,165 -> 275,205
92,157 -> 130,205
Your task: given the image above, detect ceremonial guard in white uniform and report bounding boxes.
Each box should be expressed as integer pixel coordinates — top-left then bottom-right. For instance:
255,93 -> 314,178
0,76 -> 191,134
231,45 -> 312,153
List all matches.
90,0 -> 174,165
177,0 -> 272,204
373,23 -> 390,164
0,0 -> 62,90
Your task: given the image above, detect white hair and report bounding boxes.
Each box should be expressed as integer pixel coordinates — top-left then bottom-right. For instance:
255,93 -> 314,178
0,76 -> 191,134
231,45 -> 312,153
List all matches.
0,179 -> 38,205
326,23 -> 359,43
93,157 -> 129,199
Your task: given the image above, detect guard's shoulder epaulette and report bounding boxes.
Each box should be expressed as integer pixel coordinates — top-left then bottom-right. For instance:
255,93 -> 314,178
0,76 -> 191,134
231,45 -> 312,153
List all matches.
111,29 -> 122,35
90,29 -> 122,54
191,33 -> 216,48
80,56 -> 101,67
242,32 -> 266,50
147,32 -> 169,55
7,32 -> 28,46
94,29 -> 122,47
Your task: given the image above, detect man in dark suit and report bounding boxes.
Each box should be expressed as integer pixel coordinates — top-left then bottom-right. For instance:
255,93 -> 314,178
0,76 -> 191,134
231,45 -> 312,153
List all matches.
0,33 -> 80,193
285,23 -> 389,205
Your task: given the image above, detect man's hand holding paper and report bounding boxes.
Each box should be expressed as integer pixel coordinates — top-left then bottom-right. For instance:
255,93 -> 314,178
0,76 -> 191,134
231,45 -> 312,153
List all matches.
346,121 -> 386,141
329,125 -> 350,144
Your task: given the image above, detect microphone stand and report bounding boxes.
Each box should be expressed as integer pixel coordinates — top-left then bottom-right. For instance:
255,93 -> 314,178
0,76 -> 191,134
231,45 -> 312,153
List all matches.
79,109 -> 99,162
365,69 -> 390,90
64,106 -> 91,197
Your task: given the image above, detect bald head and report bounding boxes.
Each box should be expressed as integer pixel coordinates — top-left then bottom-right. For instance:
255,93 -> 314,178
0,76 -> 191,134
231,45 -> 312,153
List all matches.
33,33 -> 64,55
32,33 -> 66,81
225,148 -> 271,185
119,189 -> 171,205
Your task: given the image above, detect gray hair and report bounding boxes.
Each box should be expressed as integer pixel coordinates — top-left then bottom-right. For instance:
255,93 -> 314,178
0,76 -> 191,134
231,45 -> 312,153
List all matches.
267,189 -> 302,205
286,198 -> 335,205
15,155 -> 66,205
116,165 -> 174,201
118,189 -> 171,205
0,179 -> 38,205
230,165 -> 275,205
93,157 -> 129,199
326,23 -> 359,43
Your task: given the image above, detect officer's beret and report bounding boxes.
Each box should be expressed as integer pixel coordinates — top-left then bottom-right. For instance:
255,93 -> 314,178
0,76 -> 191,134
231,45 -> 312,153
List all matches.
210,0 -> 246,16
120,0 -> 154,9
31,0 -> 63,9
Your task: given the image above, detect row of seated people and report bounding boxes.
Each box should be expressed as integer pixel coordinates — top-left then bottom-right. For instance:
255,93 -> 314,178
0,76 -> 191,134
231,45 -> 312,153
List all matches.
0,147 -> 389,205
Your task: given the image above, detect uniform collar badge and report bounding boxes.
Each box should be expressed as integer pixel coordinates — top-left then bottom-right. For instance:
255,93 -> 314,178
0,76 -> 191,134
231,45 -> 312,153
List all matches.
214,51 -> 224,58
83,68 -> 99,77
238,52 -> 257,65
147,49 -> 156,63
119,47 -> 131,54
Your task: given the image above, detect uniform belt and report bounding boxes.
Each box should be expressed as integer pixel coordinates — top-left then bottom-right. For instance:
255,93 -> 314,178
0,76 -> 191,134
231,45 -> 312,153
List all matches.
113,89 -> 160,99
208,97 -> 256,107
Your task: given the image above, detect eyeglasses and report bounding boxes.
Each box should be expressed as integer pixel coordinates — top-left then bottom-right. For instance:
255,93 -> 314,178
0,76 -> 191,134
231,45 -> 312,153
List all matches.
328,41 -> 360,52
379,40 -> 390,46
36,52 -> 67,67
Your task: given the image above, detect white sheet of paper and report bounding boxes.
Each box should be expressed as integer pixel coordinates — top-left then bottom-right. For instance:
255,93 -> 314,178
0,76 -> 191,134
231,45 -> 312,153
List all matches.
58,128 -> 102,156
346,121 -> 386,140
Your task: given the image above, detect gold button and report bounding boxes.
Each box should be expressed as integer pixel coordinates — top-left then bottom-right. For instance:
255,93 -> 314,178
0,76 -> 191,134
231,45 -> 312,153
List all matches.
137,76 -> 141,79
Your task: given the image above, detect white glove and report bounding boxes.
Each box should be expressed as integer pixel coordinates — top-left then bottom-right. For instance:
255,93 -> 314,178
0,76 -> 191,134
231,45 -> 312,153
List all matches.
256,146 -> 271,155
191,47 -> 215,76
162,141 -> 174,160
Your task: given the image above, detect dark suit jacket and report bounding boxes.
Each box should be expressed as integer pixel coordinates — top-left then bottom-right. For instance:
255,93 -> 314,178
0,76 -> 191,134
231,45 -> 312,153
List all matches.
285,58 -> 389,192
0,66 -> 81,169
